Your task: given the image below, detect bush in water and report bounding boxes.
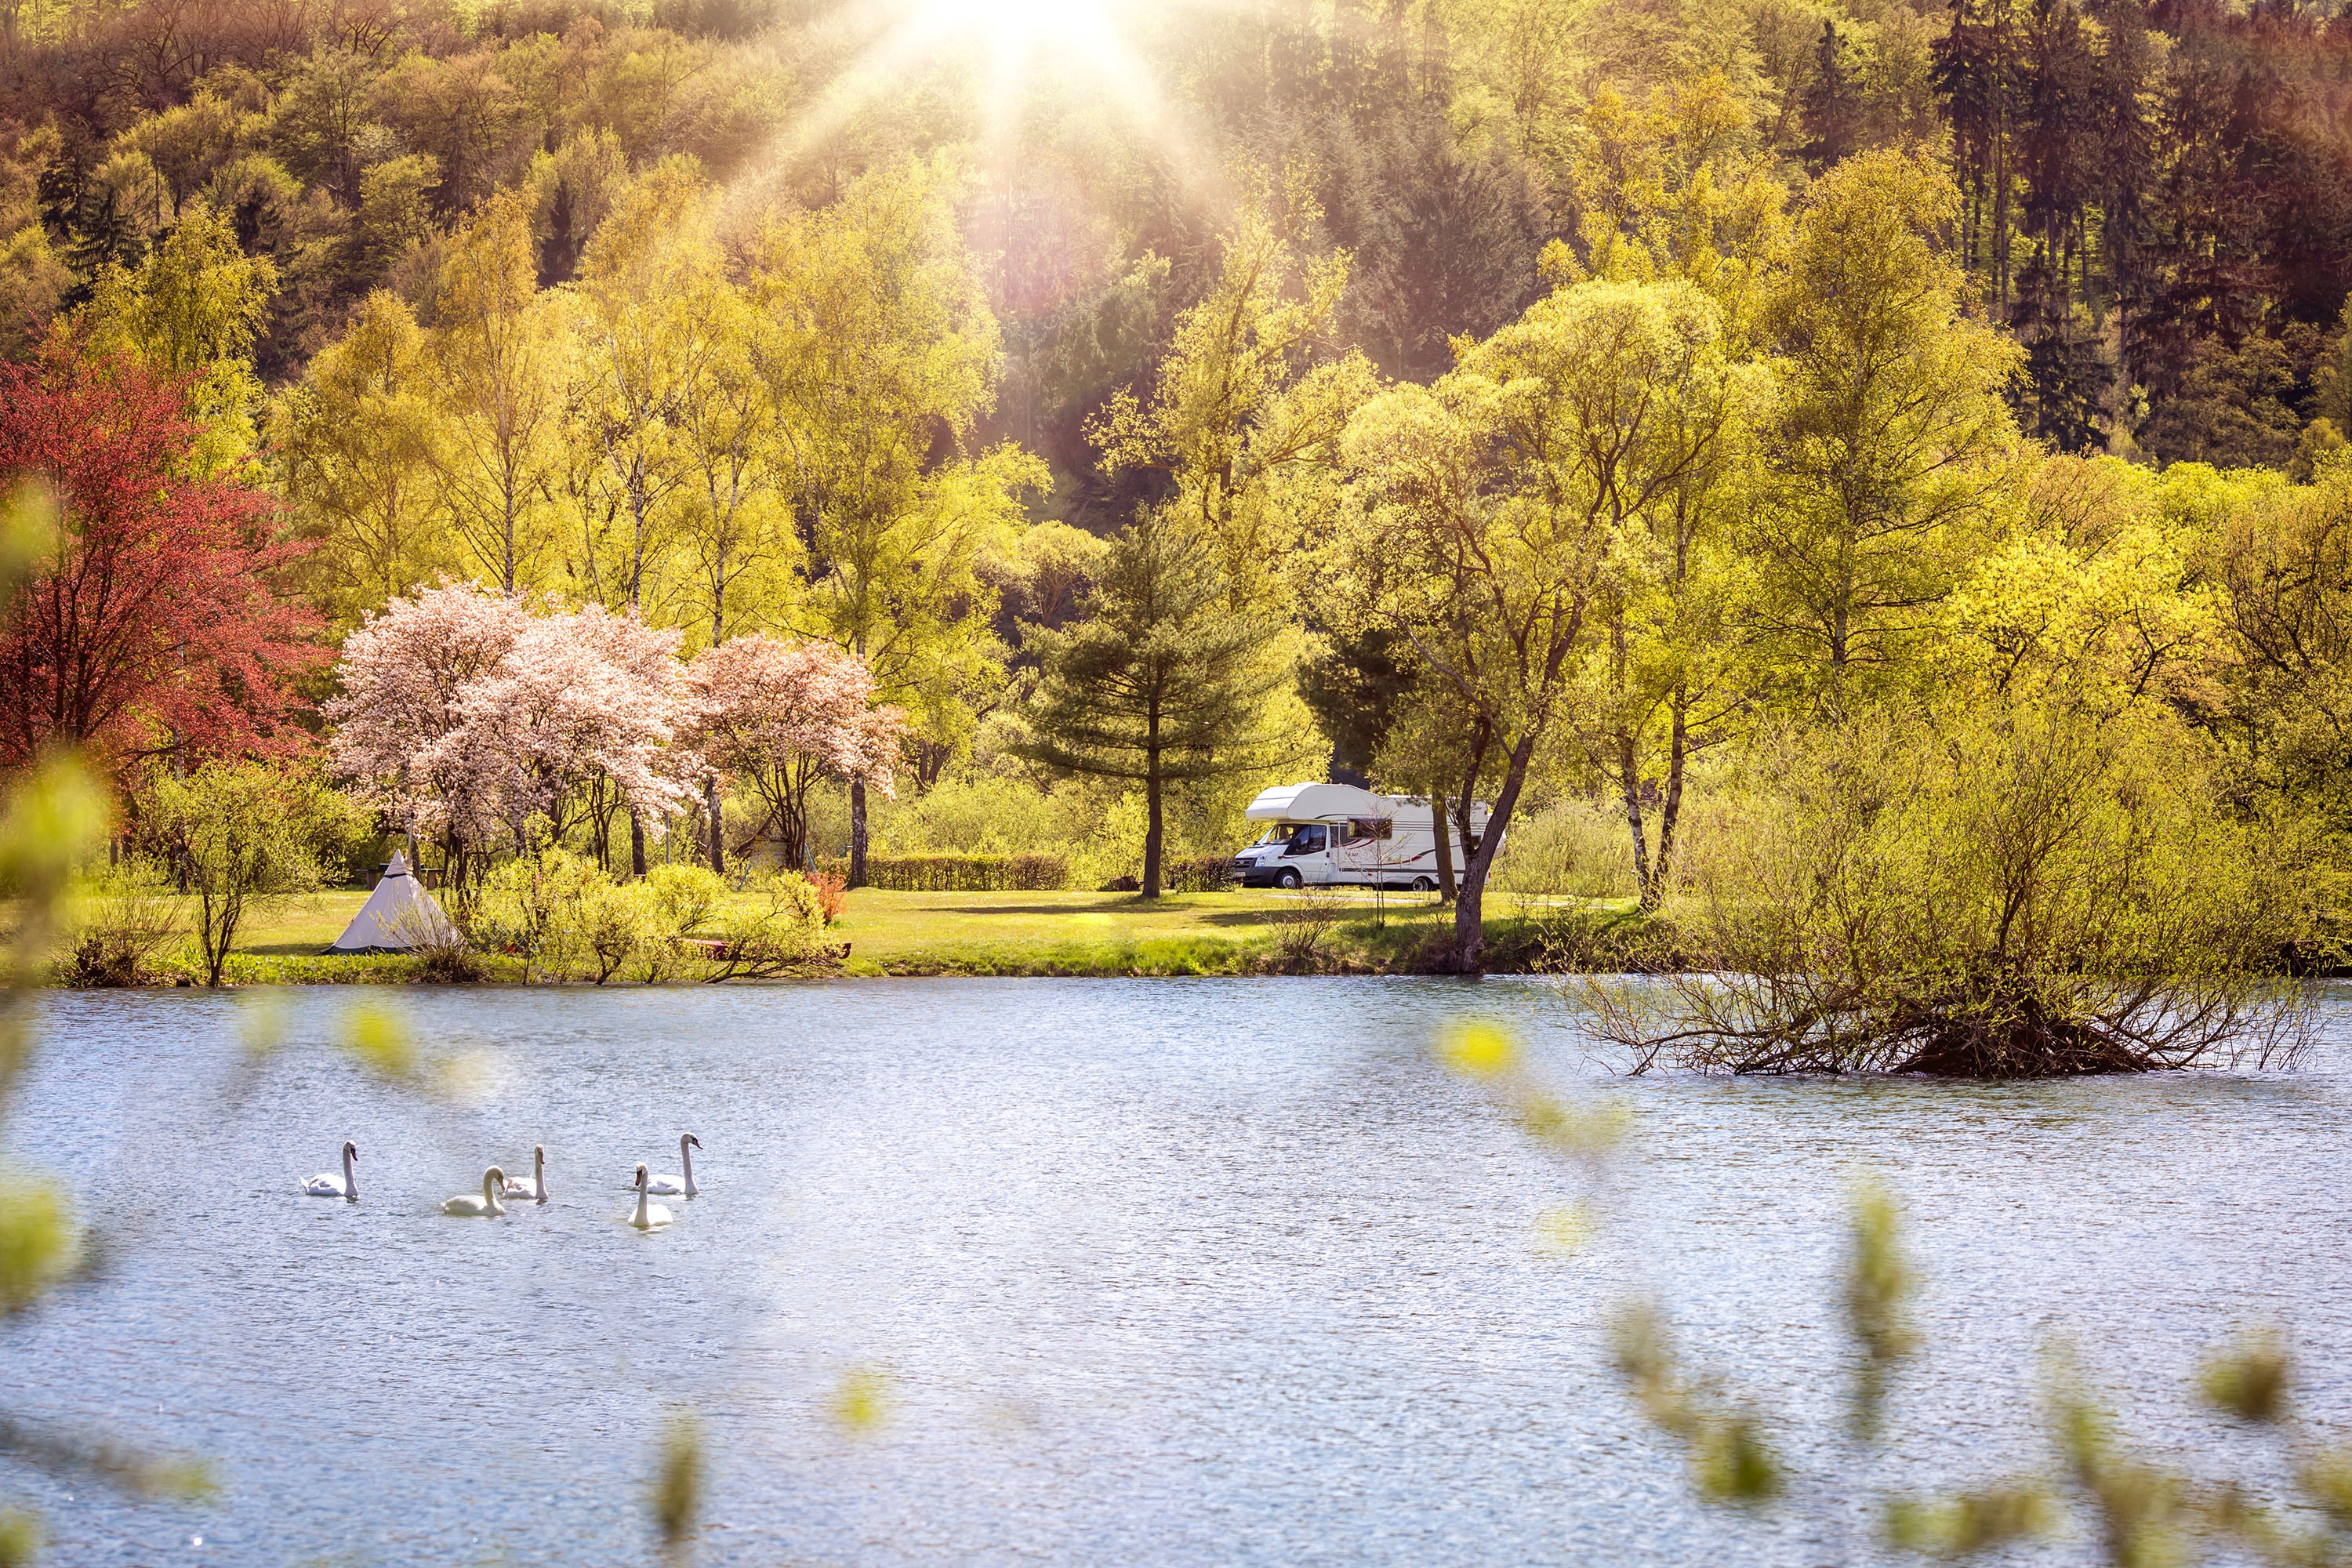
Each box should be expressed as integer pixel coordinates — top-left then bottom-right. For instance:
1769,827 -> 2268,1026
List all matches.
1581,702 -> 2321,1078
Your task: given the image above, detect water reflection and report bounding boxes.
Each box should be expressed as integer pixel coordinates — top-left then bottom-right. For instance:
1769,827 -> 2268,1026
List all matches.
9,978 -> 2351,1565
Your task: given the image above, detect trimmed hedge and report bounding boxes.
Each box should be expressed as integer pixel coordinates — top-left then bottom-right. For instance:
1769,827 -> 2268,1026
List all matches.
821,852 -> 1070,891
1163,855 -> 1235,893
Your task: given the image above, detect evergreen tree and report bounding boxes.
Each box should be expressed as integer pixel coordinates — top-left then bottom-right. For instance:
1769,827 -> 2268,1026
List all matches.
1014,513 -> 1286,899
1801,20 -> 1861,170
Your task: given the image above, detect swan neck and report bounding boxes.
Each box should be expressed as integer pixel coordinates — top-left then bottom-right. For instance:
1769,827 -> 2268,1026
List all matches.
343,1145 -> 358,1197
681,1139 -> 695,1196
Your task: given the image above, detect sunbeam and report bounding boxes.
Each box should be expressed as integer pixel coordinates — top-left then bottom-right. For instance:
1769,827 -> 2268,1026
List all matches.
769,0 -> 1199,192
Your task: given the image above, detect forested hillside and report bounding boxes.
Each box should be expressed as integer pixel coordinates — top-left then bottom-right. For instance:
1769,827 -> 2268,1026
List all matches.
7,0 -> 2347,476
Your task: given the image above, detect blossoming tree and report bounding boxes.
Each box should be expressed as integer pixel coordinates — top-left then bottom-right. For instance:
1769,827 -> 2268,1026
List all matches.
328,583 -> 694,888
685,634 -> 902,871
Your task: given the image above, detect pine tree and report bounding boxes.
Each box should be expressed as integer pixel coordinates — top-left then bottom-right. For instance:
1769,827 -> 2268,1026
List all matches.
1014,513 -> 1286,898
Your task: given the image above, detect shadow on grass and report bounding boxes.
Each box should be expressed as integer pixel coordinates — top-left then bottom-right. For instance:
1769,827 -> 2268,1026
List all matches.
918,897 -> 1271,919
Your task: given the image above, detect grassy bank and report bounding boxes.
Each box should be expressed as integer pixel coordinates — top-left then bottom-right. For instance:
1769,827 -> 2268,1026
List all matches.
64,884 -> 1627,982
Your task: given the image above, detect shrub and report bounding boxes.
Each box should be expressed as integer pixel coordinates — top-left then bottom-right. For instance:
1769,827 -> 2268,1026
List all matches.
470,848 -> 604,982
640,864 -> 726,982
649,864 -> 725,933
1584,705 -> 2318,1076
704,868 -> 837,978
807,869 -> 847,924
1163,855 -> 1233,893
60,870 -> 182,987
566,879 -> 655,985
866,773 -> 1082,855
822,852 -> 1069,891
410,931 -> 485,984
1272,890 -> 1348,973
1491,797 -> 1638,904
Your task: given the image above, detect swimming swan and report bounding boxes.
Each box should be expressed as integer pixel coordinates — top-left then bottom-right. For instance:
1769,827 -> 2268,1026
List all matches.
626,1163 -> 672,1230
500,1145 -> 548,1203
442,1167 -> 507,1218
641,1134 -> 701,1197
303,1141 -> 358,1200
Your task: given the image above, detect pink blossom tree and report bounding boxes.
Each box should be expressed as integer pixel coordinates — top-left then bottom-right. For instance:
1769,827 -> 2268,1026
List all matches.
436,604 -> 696,857
686,634 -> 902,870
328,585 -> 697,890
326,581 -> 530,883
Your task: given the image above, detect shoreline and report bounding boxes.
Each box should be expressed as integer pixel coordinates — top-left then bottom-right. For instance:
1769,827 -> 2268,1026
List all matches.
43,885 -> 1626,986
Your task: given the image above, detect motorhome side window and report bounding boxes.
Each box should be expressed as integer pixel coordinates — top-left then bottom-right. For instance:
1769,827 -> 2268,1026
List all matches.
1345,818 -> 1392,844
1283,824 -> 1328,855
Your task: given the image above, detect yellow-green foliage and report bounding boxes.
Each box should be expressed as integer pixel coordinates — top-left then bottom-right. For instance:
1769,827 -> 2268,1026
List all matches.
140,761 -> 359,987
0,1174 -> 76,1317
649,1412 -> 702,1556
1489,797 -> 1637,903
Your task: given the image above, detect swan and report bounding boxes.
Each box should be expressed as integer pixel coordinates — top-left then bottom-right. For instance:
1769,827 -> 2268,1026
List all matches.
303,1141 -> 359,1200
625,1163 -> 672,1230
442,1166 -> 507,1218
640,1134 -> 701,1197
500,1145 -> 548,1203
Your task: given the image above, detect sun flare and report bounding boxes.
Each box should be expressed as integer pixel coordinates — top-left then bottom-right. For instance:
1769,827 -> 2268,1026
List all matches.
778,0 -> 1187,187
905,0 -> 1130,52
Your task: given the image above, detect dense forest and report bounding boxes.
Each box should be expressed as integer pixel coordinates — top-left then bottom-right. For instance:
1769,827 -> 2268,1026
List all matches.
8,0 -> 2349,469
4,0 -> 2352,982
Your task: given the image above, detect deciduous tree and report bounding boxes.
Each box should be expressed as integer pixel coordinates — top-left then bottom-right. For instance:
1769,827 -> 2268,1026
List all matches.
140,759 -> 354,986
274,290 -> 444,628
685,633 -> 901,871
0,346 -> 318,773
430,192 -> 564,595
752,159 -> 1042,884
1747,150 -> 2020,706
1343,278 -> 1737,965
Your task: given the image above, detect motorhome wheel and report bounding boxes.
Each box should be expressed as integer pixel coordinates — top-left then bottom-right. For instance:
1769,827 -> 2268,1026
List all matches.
1276,868 -> 1302,890
1410,876 -> 1435,892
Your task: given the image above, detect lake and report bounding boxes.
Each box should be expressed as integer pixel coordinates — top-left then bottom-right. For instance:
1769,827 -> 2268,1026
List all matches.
11,979 -> 2352,1565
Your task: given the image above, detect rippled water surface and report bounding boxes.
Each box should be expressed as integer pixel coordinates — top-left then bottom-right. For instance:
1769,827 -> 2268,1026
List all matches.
11,979 -> 2352,1565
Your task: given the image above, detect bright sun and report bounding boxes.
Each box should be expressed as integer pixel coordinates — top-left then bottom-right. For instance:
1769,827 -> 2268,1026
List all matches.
906,0 -> 1129,53
779,0 -> 1177,174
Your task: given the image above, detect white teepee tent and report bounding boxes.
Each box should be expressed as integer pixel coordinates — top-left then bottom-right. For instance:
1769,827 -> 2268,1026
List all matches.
326,851 -> 459,953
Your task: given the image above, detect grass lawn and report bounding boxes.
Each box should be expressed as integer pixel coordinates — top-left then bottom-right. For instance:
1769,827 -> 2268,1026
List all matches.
68,882 -> 1547,981
833,887 -> 1461,975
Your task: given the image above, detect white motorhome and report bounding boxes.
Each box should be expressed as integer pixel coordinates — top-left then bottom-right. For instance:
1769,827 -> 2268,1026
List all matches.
1228,782 -> 1491,891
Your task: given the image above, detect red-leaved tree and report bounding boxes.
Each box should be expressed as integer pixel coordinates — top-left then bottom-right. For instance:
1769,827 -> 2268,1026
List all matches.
0,347 -> 321,771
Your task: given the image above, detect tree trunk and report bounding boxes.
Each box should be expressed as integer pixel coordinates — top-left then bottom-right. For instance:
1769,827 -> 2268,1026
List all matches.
630,808 -> 647,880
1618,726 -> 1653,904
1431,793 -> 1457,903
1142,764 -> 1163,899
704,775 -> 724,876
848,777 -> 868,887
1453,735 -> 1537,971
1648,691 -> 1690,911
